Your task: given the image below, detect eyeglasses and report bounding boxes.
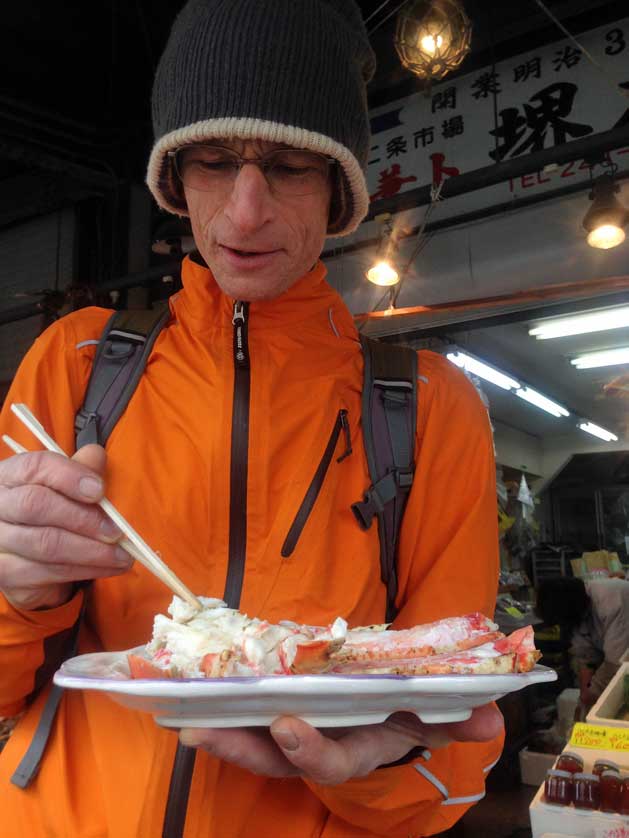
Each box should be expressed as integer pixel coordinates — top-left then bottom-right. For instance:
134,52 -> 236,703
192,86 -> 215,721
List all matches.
168,145 -> 336,197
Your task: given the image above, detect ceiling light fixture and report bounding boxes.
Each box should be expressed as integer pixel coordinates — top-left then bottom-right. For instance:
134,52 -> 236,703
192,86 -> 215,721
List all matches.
571,347 -> 629,369
578,421 -> 619,442
529,306 -> 629,339
582,173 -> 628,250
515,387 -> 570,418
446,351 -> 521,390
394,0 -> 472,82
366,213 -> 400,287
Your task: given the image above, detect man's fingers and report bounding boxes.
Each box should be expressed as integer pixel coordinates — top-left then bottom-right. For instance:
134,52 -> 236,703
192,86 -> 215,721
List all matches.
71,444 -> 107,476
444,703 -> 505,743
0,484 -> 122,543
179,727 -> 302,778
269,717 -> 408,784
0,550 -> 131,588
0,522 -> 131,569
0,449 -> 107,503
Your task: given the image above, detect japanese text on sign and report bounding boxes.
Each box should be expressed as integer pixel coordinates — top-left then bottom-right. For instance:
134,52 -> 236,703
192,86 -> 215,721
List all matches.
570,723 -> 629,752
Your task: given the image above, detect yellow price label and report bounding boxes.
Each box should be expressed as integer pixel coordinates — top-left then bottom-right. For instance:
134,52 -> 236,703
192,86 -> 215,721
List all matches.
570,722 -> 629,752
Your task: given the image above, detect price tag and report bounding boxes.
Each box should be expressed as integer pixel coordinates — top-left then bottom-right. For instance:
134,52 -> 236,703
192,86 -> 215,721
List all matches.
570,722 -> 629,751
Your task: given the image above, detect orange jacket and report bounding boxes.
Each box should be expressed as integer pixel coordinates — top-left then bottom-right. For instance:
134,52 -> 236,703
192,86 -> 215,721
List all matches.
0,257 -> 502,838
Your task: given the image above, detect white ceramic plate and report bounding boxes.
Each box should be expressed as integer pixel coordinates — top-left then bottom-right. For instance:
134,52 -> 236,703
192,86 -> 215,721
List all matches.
54,647 -> 557,728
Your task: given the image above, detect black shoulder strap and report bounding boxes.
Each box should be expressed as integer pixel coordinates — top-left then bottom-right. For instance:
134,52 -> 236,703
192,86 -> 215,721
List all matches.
352,335 -> 418,623
75,307 -> 171,447
11,307 -> 171,790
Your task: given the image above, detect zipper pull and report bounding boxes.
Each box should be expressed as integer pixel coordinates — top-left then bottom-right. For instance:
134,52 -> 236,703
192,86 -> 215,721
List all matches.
336,409 -> 352,463
232,301 -> 249,368
232,301 -> 245,325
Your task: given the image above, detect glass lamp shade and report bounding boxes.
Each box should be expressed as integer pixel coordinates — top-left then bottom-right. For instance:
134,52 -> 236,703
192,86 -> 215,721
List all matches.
583,175 -> 628,250
395,0 -> 472,81
366,261 -> 400,286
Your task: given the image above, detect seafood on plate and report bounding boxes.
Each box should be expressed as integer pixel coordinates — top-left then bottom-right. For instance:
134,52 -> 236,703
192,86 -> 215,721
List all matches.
127,596 -> 541,679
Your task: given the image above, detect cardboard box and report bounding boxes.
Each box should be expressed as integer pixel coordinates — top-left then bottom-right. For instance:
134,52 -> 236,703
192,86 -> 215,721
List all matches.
529,745 -> 629,838
519,747 -> 557,786
587,662 -> 629,729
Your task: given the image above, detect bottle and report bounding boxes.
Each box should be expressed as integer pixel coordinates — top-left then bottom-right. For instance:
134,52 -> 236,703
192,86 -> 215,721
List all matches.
573,772 -> 601,810
593,759 -> 620,777
600,770 -> 622,813
619,776 -> 629,816
544,769 -> 574,806
555,752 -> 584,774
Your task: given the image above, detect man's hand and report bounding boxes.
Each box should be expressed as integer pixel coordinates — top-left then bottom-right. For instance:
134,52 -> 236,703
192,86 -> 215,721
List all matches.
0,445 -> 133,610
179,703 -> 504,784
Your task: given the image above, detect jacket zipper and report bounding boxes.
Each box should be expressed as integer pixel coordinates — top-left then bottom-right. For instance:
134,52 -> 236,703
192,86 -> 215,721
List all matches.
281,409 -> 352,558
222,300 -> 250,608
166,301 -> 251,838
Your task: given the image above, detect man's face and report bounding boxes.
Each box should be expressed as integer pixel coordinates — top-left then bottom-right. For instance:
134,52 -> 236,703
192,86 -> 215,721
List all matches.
182,139 -> 332,302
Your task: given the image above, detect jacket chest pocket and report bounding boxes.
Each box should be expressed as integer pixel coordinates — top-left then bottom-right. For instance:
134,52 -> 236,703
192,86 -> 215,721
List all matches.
281,409 -> 352,558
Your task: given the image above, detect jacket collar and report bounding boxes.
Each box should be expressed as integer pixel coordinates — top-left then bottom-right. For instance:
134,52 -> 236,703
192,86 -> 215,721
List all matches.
169,254 -> 358,340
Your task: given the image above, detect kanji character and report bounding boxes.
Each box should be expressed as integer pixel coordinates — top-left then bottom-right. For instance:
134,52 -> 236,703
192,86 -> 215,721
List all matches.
386,136 -> 408,158
442,115 -> 464,139
368,144 -> 381,165
413,126 -> 435,148
552,46 -> 581,71
369,164 -> 417,201
513,57 -> 541,83
471,71 -> 501,99
430,153 -> 460,187
431,86 -> 456,113
488,82 -> 592,161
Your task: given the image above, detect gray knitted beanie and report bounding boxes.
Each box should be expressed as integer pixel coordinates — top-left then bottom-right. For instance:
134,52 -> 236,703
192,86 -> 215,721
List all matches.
146,0 -> 375,237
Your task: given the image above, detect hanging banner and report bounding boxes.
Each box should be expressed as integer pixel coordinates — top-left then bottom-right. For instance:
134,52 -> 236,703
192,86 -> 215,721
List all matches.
367,18 -> 629,216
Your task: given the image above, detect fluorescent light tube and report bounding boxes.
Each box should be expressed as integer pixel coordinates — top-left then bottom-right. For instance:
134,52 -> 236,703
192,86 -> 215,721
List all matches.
571,347 -> 629,369
529,306 -> 629,339
515,387 -> 570,417
446,351 -> 520,390
578,422 -> 619,442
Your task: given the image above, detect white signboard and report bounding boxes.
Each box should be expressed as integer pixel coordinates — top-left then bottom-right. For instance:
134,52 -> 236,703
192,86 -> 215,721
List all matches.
367,19 -> 629,215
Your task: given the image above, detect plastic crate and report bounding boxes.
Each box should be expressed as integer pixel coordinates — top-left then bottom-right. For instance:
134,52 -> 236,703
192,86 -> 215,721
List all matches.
529,745 -> 629,838
519,747 -> 558,786
587,662 -> 629,729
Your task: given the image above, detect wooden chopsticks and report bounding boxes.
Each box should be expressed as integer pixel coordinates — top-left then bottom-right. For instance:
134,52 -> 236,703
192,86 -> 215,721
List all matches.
3,403 -> 203,612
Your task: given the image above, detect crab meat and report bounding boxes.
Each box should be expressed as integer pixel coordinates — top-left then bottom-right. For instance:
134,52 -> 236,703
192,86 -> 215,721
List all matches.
330,626 -> 541,675
331,613 -> 501,665
130,597 -> 541,680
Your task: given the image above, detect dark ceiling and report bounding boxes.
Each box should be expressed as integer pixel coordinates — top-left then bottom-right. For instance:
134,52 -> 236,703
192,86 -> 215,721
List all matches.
1,0 -> 626,199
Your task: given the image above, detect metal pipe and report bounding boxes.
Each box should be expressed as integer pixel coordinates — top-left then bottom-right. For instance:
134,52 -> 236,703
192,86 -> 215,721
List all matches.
0,303 -> 45,327
366,123 -> 629,220
325,167 -> 629,260
0,262 -> 182,328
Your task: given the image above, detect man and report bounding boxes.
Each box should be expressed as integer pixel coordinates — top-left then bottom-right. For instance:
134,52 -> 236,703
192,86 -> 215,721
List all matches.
537,576 -> 629,707
0,1 -> 503,836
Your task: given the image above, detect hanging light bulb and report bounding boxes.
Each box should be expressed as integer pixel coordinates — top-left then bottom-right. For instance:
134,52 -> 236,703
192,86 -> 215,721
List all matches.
366,214 -> 400,287
366,261 -> 400,286
582,174 -> 628,250
395,0 -> 472,82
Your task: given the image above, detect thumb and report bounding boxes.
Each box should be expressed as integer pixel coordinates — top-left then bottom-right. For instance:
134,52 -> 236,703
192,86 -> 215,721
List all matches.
445,703 -> 505,743
72,443 -> 108,478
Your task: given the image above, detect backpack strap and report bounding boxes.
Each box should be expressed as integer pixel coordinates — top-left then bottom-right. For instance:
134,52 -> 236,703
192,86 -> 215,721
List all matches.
352,335 -> 418,623
75,307 -> 171,447
11,307 -> 170,790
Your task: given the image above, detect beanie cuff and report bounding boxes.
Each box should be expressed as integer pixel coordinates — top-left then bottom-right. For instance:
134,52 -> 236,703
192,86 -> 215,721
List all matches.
146,117 -> 370,237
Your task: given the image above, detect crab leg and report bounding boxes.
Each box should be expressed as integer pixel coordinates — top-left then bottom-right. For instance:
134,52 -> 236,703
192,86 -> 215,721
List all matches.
332,612 -> 501,665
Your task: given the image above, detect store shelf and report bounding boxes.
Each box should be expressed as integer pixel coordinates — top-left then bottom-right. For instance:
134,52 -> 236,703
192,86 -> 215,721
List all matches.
531,549 -> 574,587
